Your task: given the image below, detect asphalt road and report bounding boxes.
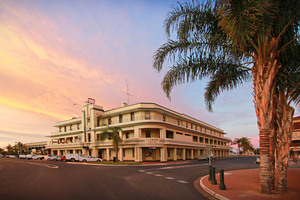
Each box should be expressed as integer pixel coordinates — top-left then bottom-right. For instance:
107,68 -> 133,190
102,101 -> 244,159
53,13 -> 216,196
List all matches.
0,157 -> 259,200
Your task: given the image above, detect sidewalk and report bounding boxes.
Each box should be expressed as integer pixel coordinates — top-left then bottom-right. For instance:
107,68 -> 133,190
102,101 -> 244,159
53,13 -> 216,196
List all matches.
200,160 -> 300,200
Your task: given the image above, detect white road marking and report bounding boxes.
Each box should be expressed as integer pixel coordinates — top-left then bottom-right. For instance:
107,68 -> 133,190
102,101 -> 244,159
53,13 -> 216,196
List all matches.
28,162 -> 59,169
177,180 -> 189,184
158,163 -> 208,170
154,174 -> 162,177
3,160 -> 58,169
146,172 -> 154,174
138,170 -> 145,172
165,177 -> 175,180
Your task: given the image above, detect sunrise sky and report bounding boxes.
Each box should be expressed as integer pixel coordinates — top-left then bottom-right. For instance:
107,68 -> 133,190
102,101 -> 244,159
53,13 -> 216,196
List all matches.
0,0 -> 298,149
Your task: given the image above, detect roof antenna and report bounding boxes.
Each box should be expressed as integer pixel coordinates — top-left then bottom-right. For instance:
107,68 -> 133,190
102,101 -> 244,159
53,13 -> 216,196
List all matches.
126,80 -> 133,104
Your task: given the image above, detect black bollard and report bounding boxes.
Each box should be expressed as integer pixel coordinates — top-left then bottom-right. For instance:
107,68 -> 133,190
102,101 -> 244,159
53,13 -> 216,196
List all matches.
208,165 -> 212,181
219,169 -> 226,190
211,167 -> 217,185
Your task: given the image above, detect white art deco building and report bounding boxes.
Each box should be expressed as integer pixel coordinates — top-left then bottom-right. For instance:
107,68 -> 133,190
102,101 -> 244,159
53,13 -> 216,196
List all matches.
46,100 -> 231,162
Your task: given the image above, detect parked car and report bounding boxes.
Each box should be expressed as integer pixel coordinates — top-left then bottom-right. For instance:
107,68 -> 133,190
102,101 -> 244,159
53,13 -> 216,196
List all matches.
32,155 -> 44,160
8,155 -> 18,158
199,155 -> 209,161
61,156 -> 66,162
65,154 -> 84,162
53,155 -> 62,161
19,155 -> 27,159
79,156 -> 102,162
46,155 -> 56,161
256,157 -> 260,164
0,154 -> 4,158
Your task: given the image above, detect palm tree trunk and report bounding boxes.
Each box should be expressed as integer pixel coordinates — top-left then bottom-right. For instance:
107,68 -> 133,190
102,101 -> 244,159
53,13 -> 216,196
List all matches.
252,37 -> 280,194
115,147 -> 119,162
269,131 -> 276,191
276,89 -> 294,193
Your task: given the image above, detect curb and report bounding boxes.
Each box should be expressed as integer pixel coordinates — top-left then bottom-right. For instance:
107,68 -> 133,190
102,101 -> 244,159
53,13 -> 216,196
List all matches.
200,175 -> 230,200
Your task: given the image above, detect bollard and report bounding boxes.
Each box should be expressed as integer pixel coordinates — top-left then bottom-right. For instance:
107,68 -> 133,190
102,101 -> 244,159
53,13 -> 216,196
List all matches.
208,165 -> 212,181
211,167 -> 217,185
219,169 -> 226,190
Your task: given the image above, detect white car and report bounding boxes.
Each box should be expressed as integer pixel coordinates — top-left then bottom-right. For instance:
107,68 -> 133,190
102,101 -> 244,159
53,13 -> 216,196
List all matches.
79,156 -> 102,162
32,155 -> 44,160
256,157 -> 260,164
46,155 -> 56,161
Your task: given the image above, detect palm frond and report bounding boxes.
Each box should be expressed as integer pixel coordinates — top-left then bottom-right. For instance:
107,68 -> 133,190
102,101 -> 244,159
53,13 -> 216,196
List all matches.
204,65 -> 251,111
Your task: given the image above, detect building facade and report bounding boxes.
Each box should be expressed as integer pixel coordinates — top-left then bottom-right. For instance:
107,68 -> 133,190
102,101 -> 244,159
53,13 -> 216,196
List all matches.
290,116 -> 300,158
46,101 -> 231,162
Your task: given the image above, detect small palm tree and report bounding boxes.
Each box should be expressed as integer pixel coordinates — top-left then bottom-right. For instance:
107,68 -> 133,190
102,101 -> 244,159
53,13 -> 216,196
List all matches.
99,126 -> 122,162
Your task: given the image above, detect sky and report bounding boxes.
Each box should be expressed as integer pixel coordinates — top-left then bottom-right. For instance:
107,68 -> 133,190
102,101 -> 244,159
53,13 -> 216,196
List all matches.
0,0 -> 299,149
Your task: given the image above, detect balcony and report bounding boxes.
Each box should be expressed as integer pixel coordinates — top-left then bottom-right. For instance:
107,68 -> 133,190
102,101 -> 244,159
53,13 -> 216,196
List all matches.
46,142 -> 85,148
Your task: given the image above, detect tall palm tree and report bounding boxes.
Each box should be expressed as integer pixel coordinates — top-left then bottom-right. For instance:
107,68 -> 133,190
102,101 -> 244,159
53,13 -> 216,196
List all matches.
274,37 -> 300,193
99,126 -> 122,162
153,0 -> 299,193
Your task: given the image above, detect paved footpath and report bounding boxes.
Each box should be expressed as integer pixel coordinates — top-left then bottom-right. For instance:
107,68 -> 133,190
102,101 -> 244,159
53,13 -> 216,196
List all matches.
200,160 -> 300,200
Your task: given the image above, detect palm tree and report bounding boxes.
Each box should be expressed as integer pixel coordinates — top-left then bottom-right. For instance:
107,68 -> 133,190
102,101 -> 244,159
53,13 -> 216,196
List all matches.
274,48 -> 300,193
153,0 -> 299,194
99,126 -> 122,162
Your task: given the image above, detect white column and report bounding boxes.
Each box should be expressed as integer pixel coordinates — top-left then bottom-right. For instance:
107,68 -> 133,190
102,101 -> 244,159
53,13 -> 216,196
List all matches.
160,128 -> 166,139
106,148 -> 110,161
135,147 -> 142,162
183,148 -> 186,160
134,127 -> 141,138
174,148 -> 177,161
92,148 -> 97,157
119,147 -> 124,162
160,147 -> 167,162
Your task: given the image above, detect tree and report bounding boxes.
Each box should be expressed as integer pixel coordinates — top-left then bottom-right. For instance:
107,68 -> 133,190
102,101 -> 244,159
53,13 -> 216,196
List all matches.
153,0 -> 299,194
234,137 -> 253,155
0,147 -> 5,154
99,126 -> 122,162
6,144 -> 14,155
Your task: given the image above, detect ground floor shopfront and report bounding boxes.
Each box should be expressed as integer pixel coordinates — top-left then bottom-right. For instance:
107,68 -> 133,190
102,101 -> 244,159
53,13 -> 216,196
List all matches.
50,145 -> 230,162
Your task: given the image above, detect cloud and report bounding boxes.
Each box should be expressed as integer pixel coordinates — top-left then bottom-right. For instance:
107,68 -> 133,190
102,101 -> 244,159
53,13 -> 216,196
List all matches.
0,0 -> 264,149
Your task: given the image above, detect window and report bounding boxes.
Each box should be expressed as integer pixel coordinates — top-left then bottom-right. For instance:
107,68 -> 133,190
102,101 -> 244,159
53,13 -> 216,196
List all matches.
119,115 -> 123,123
77,124 -> 80,129
191,124 -> 193,129
185,134 -> 191,136
123,149 -> 126,157
146,131 -> 151,138
193,136 -> 198,142
177,120 -> 180,126
176,132 -> 183,135
131,112 -> 135,121
126,132 -> 130,139
145,111 -> 150,120
70,125 -> 72,131
163,114 -> 166,122
88,133 -> 91,142
97,119 -> 99,127
59,127 -> 61,132
108,117 -> 112,125
166,130 -> 174,139
186,123 -> 188,128
64,126 -> 66,132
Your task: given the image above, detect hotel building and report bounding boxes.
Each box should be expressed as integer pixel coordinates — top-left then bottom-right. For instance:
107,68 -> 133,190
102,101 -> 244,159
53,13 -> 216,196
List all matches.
46,101 -> 231,162
290,116 -> 300,158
